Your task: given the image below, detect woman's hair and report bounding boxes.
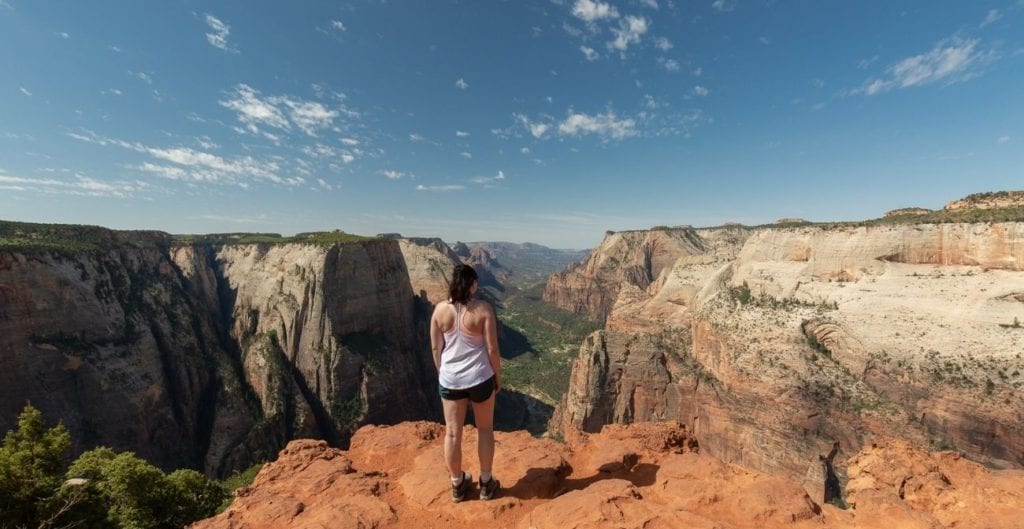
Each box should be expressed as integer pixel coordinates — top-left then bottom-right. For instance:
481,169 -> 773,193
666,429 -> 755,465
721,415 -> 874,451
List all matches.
449,264 -> 478,304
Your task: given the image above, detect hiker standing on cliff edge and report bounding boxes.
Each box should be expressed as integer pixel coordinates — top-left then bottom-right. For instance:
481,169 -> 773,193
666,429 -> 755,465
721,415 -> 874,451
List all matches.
431,264 -> 502,502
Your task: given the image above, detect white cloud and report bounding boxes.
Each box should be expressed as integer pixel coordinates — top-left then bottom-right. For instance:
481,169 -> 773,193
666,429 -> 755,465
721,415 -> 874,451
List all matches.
520,147 -> 530,154
660,58 -> 680,71
692,66 -> 703,77
455,78 -> 469,90
331,20 -> 346,31
135,162 -> 189,180
108,45 -> 122,52
379,169 -> 405,179
205,14 -> 233,51
856,36 -> 993,95
102,88 -> 123,96
654,37 -> 673,51
55,31 -> 70,39
220,84 -> 340,137
608,16 -> 648,52
302,143 -> 338,158
514,114 -> 551,138
580,45 -> 599,61
409,133 -> 428,143
572,0 -> 619,22
68,128 -> 295,186
455,130 -> 471,137
558,110 -> 638,139
18,87 -> 31,96
640,0 -> 659,8
220,84 -> 290,132
711,0 -> 735,12
980,9 -> 1001,28
997,135 -> 1010,144
129,71 -> 152,84
341,137 -> 360,145
470,170 -> 505,185
0,173 -> 141,198
416,184 -> 464,192
692,85 -> 709,96
857,54 -> 879,70
340,152 -> 355,163
317,178 -> 334,190
459,151 -> 472,159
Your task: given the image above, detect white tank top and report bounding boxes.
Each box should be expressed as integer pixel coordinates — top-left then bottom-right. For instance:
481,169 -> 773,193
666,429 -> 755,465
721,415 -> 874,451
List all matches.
438,302 -> 494,390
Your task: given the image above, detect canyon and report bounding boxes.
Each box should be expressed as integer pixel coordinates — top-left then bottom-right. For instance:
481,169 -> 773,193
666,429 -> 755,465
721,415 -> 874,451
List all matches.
546,216 -> 1024,486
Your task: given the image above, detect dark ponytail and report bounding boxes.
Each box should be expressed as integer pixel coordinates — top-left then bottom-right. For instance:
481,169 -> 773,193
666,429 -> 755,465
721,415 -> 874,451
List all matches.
449,264 -> 478,304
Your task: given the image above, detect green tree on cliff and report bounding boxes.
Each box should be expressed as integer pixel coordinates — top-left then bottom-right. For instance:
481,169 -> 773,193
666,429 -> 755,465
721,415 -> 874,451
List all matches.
0,404 -> 227,529
0,404 -> 72,528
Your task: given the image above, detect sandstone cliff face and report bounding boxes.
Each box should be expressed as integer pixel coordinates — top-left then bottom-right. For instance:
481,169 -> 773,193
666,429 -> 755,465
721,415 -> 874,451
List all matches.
397,238 -> 461,305
550,222 -> 1024,480
543,228 -> 738,323
193,421 -> 1024,529
1,237 -> 442,476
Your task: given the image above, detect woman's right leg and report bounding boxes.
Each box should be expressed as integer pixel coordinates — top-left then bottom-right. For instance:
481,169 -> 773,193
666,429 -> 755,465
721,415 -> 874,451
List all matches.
442,396 -> 469,480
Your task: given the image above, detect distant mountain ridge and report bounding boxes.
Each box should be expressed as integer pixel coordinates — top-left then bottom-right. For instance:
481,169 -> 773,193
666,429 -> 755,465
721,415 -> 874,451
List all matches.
459,241 -> 589,287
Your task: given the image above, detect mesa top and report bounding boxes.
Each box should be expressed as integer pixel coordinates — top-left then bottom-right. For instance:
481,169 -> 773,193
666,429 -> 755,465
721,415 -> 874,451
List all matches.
438,302 -> 494,390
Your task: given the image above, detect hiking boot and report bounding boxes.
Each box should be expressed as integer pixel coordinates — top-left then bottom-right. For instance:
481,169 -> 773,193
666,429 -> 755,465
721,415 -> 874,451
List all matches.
479,476 -> 500,501
451,471 -> 472,503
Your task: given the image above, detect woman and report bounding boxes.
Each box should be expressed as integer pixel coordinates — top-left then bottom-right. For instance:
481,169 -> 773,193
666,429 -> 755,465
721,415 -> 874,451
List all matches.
431,264 -> 502,502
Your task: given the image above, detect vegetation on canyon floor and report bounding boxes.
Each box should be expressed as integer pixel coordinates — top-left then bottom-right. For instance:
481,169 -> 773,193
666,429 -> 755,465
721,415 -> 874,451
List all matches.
497,282 -> 601,407
0,404 -> 258,529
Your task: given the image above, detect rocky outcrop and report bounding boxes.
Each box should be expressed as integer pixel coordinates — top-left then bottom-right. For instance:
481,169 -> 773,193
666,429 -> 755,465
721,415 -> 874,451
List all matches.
550,221 -> 1024,480
193,421 -> 1024,529
0,233 -> 442,476
884,207 -> 933,218
945,190 -> 1024,211
396,237 -> 460,305
543,228 -> 742,324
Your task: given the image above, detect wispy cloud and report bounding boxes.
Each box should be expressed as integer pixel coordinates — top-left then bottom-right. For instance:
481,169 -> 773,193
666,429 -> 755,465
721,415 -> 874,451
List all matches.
416,184 -> 464,192
572,0 -> 619,22
455,130 -> 470,137
654,37 -> 672,51
379,169 -> 405,180
330,20 -> 346,31
692,85 -> 709,96
18,87 -> 31,97
220,84 -> 343,137
559,110 -> 638,139
67,128 -> 302,187
659,57 -> 680,72
205,14 -> 234,52
459,151 -> 472,159
979,9 -> 1001,28
55,31 -> 70,39
854,36 -> 995,96
129,71 -> 153,84
514,113 -> 551,138
455,78 -> 469,90
997,135 -> 1010,144
580,45 -> 599,61
0,173 -> 143,198
470,170 -> 505,186
608,16 -> 648,53
711,0 -> 735,12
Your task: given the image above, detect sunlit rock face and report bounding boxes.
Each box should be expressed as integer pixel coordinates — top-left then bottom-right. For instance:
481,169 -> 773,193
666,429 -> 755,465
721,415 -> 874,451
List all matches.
549,221 -> 1024,479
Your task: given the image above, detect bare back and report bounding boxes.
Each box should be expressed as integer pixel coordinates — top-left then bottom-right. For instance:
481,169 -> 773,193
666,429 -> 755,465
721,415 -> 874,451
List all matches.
434,299 -> 488,336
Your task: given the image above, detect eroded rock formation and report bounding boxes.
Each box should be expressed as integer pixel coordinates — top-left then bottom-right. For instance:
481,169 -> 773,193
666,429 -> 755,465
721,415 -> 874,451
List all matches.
0,234 -> 443,476
193,421 -> 1024,529
548,220 -> 1024,481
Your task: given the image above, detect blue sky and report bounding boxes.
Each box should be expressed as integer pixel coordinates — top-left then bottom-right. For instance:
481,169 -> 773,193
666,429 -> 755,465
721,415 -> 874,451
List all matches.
1,1 -> 1022,248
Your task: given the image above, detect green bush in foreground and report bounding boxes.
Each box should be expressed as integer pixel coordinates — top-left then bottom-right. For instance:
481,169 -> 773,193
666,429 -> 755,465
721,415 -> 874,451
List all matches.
0,404 -> 228,529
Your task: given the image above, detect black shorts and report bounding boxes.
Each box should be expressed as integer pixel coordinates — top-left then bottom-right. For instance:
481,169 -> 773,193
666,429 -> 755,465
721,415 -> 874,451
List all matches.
439,375 -> 496,403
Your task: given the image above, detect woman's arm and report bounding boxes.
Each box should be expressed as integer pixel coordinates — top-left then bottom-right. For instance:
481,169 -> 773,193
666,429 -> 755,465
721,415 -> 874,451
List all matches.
483,302 -> 502,393
430,305 -> 445,373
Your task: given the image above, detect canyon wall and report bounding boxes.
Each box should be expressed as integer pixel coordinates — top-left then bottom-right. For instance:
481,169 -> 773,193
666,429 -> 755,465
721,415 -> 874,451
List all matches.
0,235 -> 443,476
549,222 -> 1024,479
